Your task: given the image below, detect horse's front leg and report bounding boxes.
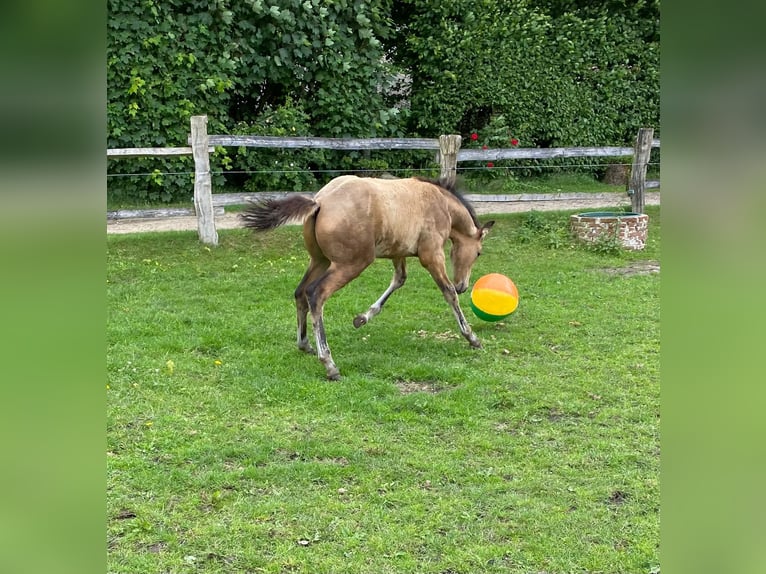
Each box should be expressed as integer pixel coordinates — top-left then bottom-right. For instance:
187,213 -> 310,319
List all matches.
354,257 -> 407,328
420,256 -> 481,348
441,282 -> 482,348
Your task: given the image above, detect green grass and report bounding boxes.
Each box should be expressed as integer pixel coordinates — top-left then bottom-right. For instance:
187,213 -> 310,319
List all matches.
462,172 -> 628,195
107,206 -> 660,573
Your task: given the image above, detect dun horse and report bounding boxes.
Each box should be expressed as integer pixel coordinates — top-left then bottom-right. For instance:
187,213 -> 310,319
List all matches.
241,176 -> 494,380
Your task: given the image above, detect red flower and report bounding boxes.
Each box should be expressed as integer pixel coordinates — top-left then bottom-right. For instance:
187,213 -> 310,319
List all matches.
486,162 -> 494,168
482,145 -> 488,150
470,133 -> 478,141
511,138 -> 519,146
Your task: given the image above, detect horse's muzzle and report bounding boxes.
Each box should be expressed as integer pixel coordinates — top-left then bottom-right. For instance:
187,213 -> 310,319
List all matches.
454,281 -> 468,295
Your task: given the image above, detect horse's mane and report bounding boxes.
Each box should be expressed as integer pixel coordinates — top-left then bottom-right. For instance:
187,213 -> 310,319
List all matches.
414,176 -> 479,227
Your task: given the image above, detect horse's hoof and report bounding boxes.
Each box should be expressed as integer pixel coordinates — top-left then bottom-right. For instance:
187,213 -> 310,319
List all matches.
353,315 -> 367,329
326,370 -> 342,381
298,342 -> 316,354
470,339 -> 482,349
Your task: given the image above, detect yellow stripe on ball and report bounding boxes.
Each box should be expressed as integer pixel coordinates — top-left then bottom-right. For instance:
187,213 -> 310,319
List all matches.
470,273 -> 519,321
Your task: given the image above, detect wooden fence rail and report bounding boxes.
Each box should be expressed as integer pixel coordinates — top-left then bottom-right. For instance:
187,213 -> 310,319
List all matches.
108,115 -> 659,245
205,135 -> 441,150
106,146 -> 215,158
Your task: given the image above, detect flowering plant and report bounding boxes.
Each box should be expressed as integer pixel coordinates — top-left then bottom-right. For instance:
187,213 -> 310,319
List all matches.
466,115 -> 520,169
467,130 -> 520,150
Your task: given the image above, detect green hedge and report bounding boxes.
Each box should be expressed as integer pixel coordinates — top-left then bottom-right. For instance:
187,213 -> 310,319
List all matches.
392,0 -> 659,146
107,0 -> 659,203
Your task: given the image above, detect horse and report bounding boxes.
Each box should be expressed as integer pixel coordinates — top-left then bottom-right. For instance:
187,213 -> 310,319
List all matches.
240,175 -> 495,380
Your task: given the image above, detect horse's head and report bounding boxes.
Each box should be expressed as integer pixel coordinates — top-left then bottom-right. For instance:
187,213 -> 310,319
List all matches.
450,220 -> 495,293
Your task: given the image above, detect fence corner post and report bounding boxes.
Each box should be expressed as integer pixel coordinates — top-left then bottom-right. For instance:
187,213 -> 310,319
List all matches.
628,127 -> 654,214
190,115 -> 219,246
438,134 -> 462,187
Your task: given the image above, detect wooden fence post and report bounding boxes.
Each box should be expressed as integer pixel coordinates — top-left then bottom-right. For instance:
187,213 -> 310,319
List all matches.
438,134 -> 462,187
628,127 -> 654,214
190,115 -> 219,246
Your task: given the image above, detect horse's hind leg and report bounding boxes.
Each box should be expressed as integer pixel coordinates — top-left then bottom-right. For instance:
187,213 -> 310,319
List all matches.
307,261 -> 369,380
294,257 -> 329,354
354,257 -> 407,328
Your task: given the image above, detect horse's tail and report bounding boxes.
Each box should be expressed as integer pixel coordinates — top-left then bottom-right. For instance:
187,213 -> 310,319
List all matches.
240,195 -> 319,231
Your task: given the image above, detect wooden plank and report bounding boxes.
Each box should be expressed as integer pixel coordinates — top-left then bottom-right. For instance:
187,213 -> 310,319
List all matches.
458,146 -> 635,161
107,146 -> 215,158
107,147 -> 194,158
464,192 -> 630,203
207,190 -> 660,207
107,207 -> 225,220
211,192 -> 315,207
438,135 -> 462,186
190,115 -> 219,246
109,190 -> 663,217
110,142 -> 655,161
628,127 -> 655,214
202,135 -> 440,150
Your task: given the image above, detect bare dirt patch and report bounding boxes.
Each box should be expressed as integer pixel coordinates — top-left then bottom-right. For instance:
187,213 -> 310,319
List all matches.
395,380 -> 456,395
602,260 -> 660,276
607,490 -> 630,506
415,329 -> 461,341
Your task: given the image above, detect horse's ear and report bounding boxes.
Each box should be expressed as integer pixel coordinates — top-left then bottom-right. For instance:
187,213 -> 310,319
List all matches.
480,220 -> 495,239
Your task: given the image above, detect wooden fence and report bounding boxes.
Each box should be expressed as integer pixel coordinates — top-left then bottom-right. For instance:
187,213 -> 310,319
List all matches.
107,115 -> 659,246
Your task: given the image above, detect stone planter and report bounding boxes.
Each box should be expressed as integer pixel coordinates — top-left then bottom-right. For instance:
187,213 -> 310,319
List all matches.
570,211 -> 649,251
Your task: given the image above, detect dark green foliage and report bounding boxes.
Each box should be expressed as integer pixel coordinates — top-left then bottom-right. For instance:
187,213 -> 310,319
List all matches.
388,0 -> 659,145
107,0 -> 659,203
230,99 -> 325,193
107,0 -> 400,202
515,210 -> 571,249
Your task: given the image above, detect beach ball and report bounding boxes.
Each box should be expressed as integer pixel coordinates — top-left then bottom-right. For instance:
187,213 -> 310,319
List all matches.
470,273 -> 519,322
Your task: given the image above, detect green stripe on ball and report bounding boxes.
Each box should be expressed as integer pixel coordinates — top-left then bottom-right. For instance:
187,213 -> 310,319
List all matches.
470,300 -> 510,322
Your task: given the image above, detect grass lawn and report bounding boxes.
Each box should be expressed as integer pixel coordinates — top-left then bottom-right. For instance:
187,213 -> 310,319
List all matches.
107,206 -> 660,573
460,172 -> 629,195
